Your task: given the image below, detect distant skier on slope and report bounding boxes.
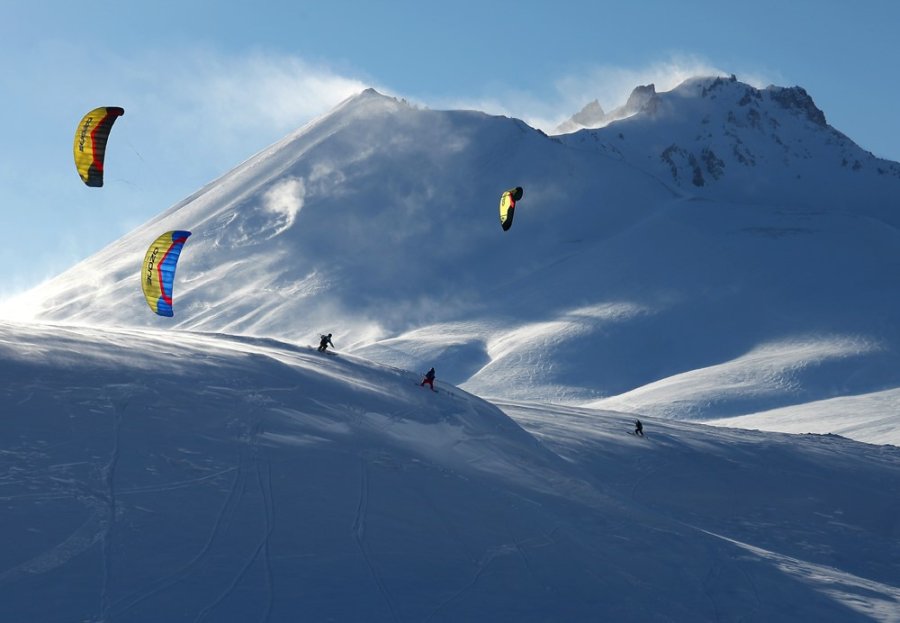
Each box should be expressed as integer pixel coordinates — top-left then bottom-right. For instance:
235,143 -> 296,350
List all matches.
420,367 -> 436,391
634,419 -> 644,437
318,333 -> 334,352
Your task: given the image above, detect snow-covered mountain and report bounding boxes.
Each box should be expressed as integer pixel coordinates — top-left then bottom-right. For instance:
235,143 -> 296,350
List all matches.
1,321 -> 898,622
561,75 -> 900,209
3,76 -> 900,621
9,77 -> 900,443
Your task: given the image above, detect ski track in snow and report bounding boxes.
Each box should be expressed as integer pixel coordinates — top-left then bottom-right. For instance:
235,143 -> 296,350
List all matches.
108,403 -> 262,621
510,527 -> 561,593
115,466 -> 238,496
99,397 -> 125,621
255,422 -> 275,623
193,418 -> 274,623
110,458 -> 245,617
352,457 -> 400,622
14,392 -> 33,406
425,541 -> 522,622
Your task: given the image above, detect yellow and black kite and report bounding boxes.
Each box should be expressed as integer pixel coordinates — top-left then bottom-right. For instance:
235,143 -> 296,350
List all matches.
499,186 -> 524,231
73,106 -> 124,187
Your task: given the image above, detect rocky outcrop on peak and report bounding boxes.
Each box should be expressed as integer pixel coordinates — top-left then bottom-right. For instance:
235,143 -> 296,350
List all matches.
555,84 -> 658,134
558,75 -> 900,209
765,85 -> 827,126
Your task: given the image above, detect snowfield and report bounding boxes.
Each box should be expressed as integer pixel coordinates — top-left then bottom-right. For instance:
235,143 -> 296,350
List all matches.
1,321 -> 898,622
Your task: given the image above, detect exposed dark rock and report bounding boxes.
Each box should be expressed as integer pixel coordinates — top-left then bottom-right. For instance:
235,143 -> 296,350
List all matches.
767,86 -> 827,126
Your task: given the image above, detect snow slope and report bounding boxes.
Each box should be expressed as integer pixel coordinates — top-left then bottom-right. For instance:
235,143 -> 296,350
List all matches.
1,320 -> 898,622
6,77 -> 900,444
706,388 -> 900,445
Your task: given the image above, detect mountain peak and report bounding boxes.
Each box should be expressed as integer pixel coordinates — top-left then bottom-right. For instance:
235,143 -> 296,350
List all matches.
333,87 -> 411,116
624,83 -> 657,111
559,73 -> 900,204
672,75 -> 825,126
357,86 -> 389,100
571,99 -> 605,125
555,83 -> 657,134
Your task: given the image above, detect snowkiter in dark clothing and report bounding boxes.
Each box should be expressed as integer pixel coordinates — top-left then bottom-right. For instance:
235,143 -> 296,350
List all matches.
420,367 -> 436,391
634,419 -> 644,436
318,333 -> 334,352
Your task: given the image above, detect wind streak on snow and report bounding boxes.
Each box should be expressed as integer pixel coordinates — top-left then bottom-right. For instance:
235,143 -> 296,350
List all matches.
0,511 -> 105,585
588,335 -> 880,419
261,177 -> 305,238
703,531 -> 900,623
486,302 -> 649,363
462,302 -> 651,400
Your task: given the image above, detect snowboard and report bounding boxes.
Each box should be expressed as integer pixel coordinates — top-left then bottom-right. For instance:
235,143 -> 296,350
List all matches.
414,381 -> 438,392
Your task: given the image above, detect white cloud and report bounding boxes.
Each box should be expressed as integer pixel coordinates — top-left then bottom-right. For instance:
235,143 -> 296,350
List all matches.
105,47 -> 374,166
167,50 -> 370,131
552,55 -> 724,113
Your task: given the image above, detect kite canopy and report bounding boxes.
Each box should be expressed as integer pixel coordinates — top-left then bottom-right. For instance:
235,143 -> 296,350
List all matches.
142,231 -> 191,317
73,106 -> 124,187
499,186 -> 523,231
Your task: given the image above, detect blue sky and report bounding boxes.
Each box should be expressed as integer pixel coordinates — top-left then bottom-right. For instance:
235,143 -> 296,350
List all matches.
2,0 -> 898,300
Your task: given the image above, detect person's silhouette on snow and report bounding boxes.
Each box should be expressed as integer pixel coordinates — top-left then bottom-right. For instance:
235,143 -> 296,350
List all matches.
420,367 -> 436,391
318,333 -> 334,352
634,419 -> 644,437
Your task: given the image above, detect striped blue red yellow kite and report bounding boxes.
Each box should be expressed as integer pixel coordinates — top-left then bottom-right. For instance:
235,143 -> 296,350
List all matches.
142,231 -> 191,317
